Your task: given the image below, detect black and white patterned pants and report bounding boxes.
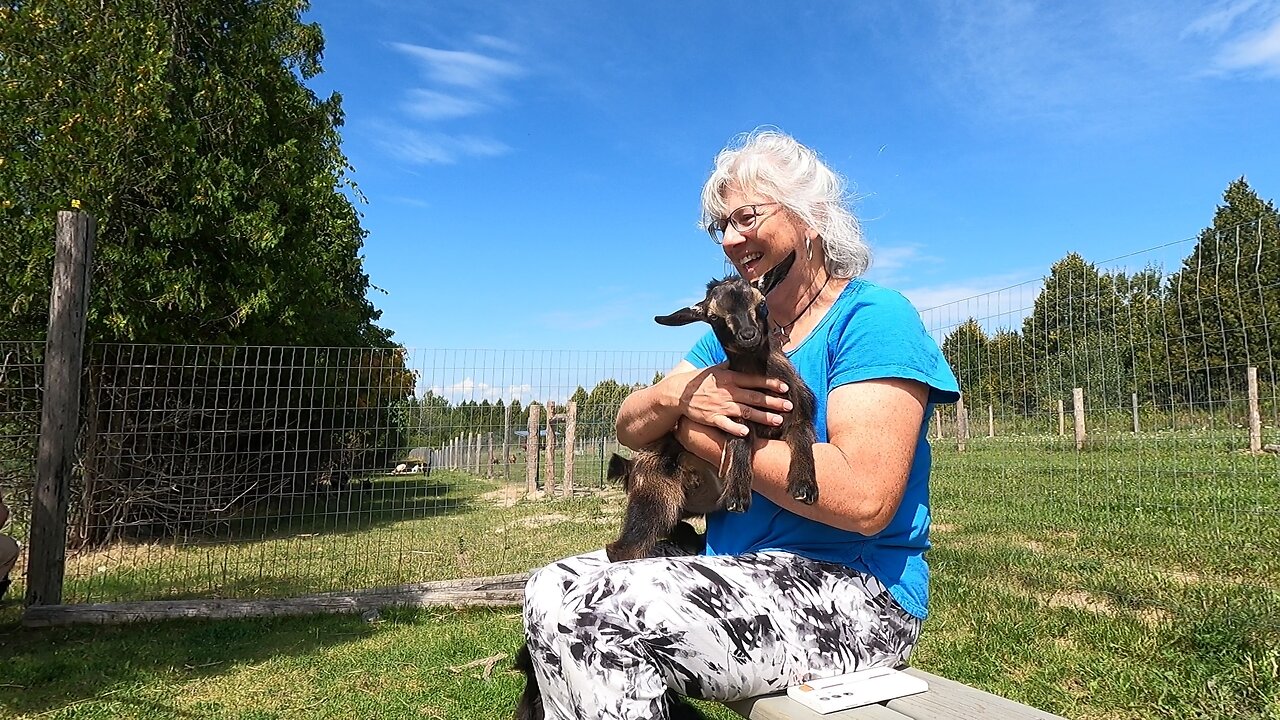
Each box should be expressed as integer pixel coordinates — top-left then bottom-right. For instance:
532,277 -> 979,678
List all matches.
522,546 -> 922,720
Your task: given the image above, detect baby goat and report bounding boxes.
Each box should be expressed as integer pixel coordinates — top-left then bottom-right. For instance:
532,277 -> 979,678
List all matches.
604,250 -> 819,563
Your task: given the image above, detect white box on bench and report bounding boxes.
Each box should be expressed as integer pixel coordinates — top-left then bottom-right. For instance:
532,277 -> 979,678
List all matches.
786,667 -> 929,714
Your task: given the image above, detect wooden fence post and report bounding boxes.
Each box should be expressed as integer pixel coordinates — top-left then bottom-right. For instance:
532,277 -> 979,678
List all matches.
1072,388 -> 1086,451
502,403 -> 512,482
486,432 -> 494,478
544,402 -> 557,498
1248,366 -> 1262,453
563,401 -> 577,498
987,404 -> 994,438
956,396 -> 968,452
1131,393 -> 1140,434
933,407 -> 942,440
27,210 -> 95,607
526,405 -> 541,495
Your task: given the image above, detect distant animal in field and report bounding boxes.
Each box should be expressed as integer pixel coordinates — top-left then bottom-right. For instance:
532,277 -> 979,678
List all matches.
605,250 -> 818,563
394,463 -> 408,474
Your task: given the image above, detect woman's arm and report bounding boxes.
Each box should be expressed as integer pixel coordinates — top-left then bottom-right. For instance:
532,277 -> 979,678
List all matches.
616,360 -> 794,450
675,377 -> 928,535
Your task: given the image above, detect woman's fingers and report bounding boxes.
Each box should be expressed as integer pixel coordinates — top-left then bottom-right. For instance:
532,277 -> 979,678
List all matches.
723,368 -> 788,395
681,367 -> 790,430
734,403 -> 784,427
738,389 -> 793,413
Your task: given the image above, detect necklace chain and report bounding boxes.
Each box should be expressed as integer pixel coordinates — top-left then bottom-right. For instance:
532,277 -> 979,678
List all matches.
770,273 -> 830,342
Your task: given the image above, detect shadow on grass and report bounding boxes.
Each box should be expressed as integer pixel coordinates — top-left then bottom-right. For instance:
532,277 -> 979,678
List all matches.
219,473 -> 479,540
0,607 -> 385,718
55,472 -> 505,604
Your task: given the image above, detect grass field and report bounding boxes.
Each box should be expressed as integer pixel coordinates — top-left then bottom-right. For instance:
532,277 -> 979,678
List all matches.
1,435 -> 1277,719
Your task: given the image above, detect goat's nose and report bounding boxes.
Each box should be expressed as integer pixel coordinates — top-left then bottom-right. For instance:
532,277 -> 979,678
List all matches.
739,326 -> 759,343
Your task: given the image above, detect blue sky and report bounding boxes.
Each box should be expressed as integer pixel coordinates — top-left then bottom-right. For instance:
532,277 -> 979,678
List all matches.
302,0 -> 1280,353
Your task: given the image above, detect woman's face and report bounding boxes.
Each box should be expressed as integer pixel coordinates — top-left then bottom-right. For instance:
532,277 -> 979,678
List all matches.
717,186 -> 807,282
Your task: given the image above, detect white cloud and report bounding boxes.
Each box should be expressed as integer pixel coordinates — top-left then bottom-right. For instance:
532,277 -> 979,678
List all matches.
1183,0 -> 1263,38
899,274 -> 1044,341
427,378 -> 534,404
377,127 -> 510,165
403,89 -> 489,120
472,34 -> 524,55
538,302 -> 640,332
380,38 -> 527,165
862,243 -> 943,287
922,1 -> 1246,131
1186,0 -> 1280,76
1213,17 -> 1280,74
391,43 -> 525,92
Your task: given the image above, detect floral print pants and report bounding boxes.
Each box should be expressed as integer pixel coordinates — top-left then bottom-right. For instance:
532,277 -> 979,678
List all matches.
522,546 -> 922,720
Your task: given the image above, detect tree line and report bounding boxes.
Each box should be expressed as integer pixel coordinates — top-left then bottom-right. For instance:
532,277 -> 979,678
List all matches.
940,179 -> 1279,414
396,377 -> 655,449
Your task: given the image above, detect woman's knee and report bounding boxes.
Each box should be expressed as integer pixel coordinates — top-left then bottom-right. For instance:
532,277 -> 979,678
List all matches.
0,535 -> 18,574
524,550 -> 609,629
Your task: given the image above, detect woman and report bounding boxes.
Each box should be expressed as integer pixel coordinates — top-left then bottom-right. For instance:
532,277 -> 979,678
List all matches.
520,129 -> 959,719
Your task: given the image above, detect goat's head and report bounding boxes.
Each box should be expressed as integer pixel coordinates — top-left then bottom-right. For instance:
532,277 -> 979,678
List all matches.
654,251 -> 796,350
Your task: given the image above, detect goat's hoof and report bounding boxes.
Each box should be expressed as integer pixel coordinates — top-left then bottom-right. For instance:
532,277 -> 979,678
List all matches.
789,483 -> 819,505
605,543 -> 641,563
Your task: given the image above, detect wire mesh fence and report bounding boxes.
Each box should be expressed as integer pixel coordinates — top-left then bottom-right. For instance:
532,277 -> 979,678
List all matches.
1,340 -> 42,575
1,221 -> 1277,609
43,347 -> 682,604
922,221 -> 1279,620
924,220 -> 1278,516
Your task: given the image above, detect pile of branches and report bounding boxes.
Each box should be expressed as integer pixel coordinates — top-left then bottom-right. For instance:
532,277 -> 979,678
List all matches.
0,342 -> 44,533
69,346 -> 412,548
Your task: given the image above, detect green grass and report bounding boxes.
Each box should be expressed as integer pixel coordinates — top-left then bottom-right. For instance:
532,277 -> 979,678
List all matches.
1,435 -> 1277,719
48,467 -> 623,604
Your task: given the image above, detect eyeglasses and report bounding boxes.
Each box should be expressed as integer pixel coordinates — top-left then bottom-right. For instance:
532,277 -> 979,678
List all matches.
706,202 -> 781,244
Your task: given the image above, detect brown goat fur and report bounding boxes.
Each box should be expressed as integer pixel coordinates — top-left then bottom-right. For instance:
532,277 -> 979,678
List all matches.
604,251 -> 819,563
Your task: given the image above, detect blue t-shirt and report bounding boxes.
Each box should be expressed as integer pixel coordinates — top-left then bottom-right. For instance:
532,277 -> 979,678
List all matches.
685,278 -> 959,619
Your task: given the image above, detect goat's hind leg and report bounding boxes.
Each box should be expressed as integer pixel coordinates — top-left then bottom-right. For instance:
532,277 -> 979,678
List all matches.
607,477 -> 684,562
513,642 -> 543,720
784,425 -> 819,504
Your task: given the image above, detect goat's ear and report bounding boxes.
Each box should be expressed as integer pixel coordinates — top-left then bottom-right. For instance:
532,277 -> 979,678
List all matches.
606,453 -> 633,484
654,303 -> 707,326
757,250 -> 797,295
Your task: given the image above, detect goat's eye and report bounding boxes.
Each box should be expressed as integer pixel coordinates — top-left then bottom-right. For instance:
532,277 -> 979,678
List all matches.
758,303 -> 769,319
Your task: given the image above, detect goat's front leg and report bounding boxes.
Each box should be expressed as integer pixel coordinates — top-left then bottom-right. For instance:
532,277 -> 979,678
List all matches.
784,424 -> 819,504
721,434 -> 754,513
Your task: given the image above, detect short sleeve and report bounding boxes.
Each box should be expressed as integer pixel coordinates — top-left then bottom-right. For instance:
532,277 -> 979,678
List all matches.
828,286 -> 960,405
685,330 -> 726,369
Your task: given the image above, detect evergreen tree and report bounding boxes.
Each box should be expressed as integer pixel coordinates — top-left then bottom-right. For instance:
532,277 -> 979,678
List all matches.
985,330 -> 1030,413
1165,178 -> 1280,401
1021,253 -> 1122,409
0,0 -> 388,346
941,318 -> 987,403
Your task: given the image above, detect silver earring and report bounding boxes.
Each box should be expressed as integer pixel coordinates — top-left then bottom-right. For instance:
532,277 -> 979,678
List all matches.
805,236 -> 813,261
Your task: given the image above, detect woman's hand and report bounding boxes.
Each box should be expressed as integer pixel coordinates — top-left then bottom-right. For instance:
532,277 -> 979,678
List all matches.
616,360 -> 791,450
667,364 -> 793,438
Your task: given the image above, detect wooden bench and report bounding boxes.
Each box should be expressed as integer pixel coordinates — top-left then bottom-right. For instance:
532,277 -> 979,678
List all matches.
725,668 -> 1066,719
